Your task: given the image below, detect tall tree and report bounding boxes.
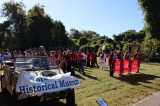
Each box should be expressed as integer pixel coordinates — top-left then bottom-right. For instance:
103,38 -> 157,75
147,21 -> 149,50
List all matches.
27,4 -> 54,48
52,21 -> 68,47
138,0 -> 160,39
1,1 -> 27,50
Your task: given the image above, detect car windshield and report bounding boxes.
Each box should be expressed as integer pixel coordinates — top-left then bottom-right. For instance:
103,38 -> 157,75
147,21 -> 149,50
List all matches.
15,56 -> 58,71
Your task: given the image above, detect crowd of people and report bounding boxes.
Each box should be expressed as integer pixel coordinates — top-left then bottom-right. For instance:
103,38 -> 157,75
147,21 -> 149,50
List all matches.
0,45 -> 140,76
0,46 -> 99,75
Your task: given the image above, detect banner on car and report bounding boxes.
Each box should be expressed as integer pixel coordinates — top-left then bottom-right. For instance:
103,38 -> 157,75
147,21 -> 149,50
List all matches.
16,71 -> 80,96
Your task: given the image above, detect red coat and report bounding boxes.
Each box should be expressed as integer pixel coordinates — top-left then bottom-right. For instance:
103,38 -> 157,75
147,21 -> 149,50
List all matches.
109,52 -> 113,65
71,52 -> 75,60
117,52 -> 123,60
60,59 -> 67,71
78,53 -> 83,60
87,53 -> 90,61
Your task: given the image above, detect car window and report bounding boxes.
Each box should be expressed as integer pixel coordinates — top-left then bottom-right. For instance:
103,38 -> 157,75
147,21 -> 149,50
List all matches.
15,56 -> 58,71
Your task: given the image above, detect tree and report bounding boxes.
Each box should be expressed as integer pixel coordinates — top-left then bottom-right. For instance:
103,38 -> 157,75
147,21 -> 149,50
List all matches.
1,1 -> 27,50
69,28 -> 81,39
52,20 -> 69,47
27,5 -> 54,48
80,30 -> 98,39
79,37 -> 89,46
138,0 -> 160,39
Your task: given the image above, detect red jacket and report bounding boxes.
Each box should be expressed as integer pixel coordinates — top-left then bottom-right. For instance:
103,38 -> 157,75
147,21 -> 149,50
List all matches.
109,52 -> 113,65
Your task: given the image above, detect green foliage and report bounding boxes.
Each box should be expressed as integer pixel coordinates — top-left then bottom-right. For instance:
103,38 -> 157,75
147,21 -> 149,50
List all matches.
1,1 -> 27,50
80,45 -> 94,52
0,1 -> 72,50
79,37 -> 89,46
138,0 -> 160,39
99,39 -> 105,44
69,28 -> 81,39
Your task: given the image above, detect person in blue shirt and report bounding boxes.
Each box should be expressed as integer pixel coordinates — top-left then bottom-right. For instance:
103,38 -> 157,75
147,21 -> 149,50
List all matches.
0,54 -> 4,69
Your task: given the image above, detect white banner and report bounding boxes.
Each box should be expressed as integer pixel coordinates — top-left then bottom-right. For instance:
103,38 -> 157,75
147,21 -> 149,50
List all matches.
16,71 -> 80,96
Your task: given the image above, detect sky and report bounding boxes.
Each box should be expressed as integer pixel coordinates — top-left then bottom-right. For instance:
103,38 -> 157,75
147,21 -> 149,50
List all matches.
0,0 -> 144,38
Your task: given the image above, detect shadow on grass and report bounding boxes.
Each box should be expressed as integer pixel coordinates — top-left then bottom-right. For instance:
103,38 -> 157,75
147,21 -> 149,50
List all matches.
74,74 -> 85,80
83,73 -> 99,80
113,73 -> 160,85
0,92 -> 77,106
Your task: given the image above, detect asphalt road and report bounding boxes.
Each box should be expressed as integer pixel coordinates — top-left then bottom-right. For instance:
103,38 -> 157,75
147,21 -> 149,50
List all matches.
133,92 -> 160,106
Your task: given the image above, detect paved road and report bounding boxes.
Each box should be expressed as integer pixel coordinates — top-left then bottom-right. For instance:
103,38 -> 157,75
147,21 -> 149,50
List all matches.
133,92 -> 160,106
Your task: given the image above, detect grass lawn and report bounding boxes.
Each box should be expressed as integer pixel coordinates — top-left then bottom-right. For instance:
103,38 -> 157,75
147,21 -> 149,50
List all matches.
0,62 -> 160,106
74,62 -> 160,106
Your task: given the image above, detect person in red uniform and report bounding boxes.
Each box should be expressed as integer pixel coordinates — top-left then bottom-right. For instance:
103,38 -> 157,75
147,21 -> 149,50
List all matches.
134,50 -> 140,73
117,49 -> 124,60
86,51 -> 91,67
74,51 -> 79,68
125,51 -> 130,60
117,49 -> 124,75
90,51 -> 94,67
77,51 -> 85,74
108,49 -> 114,77
70,50 -> 75,69
60,55 -> 68,73
94,51 -> 98,67
55,51 -> 58,59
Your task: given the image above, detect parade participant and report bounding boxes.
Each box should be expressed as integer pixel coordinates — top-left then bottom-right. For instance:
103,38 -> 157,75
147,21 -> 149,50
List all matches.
90,51 -> 94,67
117,49 -> 124,75
36,46 -> 47,56
99,50 -> 106,70
70,50 -> 76,69
93,51 -> 98,67
110,48 -> 117,76
49,51 -> 57,66
27,49 -> 34,56
77,51 -> 85,74
4,49 -> 12,59
82,51 -> 87,66
86,51 -> 91,67
134,50 -> 140,73
0,52 -> 4,69
54,50 -> 58,65
67,50 -> 75,75
60,55 -> 68,73
74,51 -> 79,68
124,50 -> 130,60
117,49 -> 124,60
108,49 -> 114,77
57,51 -> 62,66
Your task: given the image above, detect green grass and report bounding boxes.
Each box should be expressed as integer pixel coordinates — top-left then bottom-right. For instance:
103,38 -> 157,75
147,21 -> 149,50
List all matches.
0,63 -> 160,106
74,63 -> 160,106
